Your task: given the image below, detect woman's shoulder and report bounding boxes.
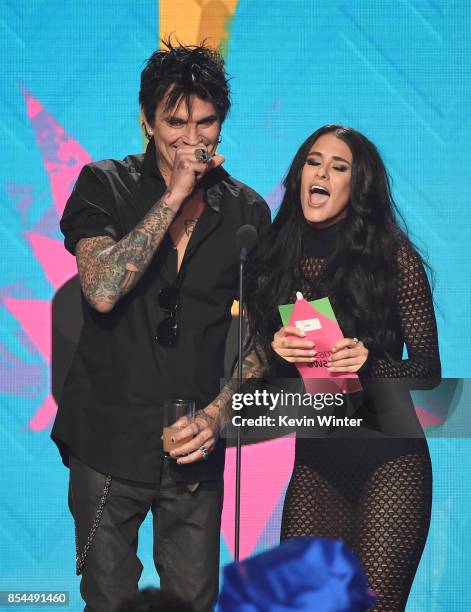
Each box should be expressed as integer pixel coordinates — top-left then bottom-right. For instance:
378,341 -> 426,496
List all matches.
391,232 -> 432,295
391,229 -> 424,269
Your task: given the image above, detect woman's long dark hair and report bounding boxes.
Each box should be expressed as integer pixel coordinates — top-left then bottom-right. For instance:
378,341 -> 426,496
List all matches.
246,124 -> 420,362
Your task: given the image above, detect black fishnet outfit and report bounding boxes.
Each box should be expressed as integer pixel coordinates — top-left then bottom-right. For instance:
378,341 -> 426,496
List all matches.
279,222 -> 440,611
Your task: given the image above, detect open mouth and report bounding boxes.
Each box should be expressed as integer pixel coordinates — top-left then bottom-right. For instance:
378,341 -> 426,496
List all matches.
309,185 -> 330,206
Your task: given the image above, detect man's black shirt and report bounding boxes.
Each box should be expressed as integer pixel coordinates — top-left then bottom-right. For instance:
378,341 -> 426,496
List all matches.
51,140 -> 270,483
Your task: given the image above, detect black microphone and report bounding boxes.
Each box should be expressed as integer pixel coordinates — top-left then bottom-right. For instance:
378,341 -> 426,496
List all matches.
236,224 -> 258,262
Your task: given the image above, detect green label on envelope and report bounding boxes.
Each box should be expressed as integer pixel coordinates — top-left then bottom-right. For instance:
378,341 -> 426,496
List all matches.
278,296 -> 337,327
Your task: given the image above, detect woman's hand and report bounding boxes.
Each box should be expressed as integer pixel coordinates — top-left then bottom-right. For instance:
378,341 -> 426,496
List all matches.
327,338 -> 368,373
271,326 -> 317,363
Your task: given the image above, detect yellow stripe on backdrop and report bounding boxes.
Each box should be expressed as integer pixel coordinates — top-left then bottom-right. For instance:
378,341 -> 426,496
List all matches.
159,0 -> 241,316
159,0 -> 239,54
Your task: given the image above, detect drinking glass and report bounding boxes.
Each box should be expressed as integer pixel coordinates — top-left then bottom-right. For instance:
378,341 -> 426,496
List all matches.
163,398 -> 196,456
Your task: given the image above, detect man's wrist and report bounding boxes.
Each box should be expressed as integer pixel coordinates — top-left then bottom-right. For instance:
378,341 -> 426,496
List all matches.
204,403 -> 221,421
161,189 -> 185,213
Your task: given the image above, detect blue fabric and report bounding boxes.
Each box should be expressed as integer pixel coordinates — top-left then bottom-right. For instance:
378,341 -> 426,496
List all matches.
218,537 -> 376,611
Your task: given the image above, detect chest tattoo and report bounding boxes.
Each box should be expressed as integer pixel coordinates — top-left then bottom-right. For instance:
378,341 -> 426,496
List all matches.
184,218 -> 199,237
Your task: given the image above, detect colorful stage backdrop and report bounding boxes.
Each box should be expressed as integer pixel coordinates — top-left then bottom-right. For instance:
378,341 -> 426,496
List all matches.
1,1 -> 470,610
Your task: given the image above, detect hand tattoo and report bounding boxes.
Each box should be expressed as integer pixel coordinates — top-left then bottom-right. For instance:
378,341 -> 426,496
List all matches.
194,409 -> 217,434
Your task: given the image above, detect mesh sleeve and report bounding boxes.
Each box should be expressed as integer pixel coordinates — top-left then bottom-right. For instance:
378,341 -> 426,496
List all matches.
363,242 -> 441,388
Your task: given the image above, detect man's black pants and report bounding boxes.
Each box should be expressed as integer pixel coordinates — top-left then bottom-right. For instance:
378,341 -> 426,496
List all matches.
68,455 -> 223,612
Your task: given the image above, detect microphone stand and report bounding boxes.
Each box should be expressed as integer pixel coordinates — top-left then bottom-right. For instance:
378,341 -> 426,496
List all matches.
234,246 -> 247,562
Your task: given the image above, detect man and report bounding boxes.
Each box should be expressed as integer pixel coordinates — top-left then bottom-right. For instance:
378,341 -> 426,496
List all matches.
51,40 -> 270,612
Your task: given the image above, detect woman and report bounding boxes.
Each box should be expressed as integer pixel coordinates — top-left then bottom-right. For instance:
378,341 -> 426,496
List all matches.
245,125 -> 440,611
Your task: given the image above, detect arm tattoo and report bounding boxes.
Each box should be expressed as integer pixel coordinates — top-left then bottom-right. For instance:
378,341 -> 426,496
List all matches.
208,317 -> 267,428
119,265 -> 137,291
76,192 -> 176,310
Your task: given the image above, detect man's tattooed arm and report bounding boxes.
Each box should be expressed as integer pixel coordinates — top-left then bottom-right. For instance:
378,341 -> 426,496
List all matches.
203,321 -> 267,430
76,192 -> 178,312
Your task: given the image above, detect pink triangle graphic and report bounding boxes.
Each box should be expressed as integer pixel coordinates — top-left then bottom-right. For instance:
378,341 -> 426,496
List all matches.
221,436 -> 295,560
415,405 -> 445,428
28,393 -> 57,431
25,232 -> 77,288
3,296 -> 56,430
3,297 -> 52,364
22,86 -> 91,217
9,88 -> 93,432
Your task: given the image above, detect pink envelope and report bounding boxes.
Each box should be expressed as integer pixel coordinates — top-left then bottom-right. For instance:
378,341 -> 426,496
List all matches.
286,293 -> 362,394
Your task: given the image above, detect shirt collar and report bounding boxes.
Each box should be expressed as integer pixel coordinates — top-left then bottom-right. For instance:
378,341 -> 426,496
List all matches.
142,137 -> 228,213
